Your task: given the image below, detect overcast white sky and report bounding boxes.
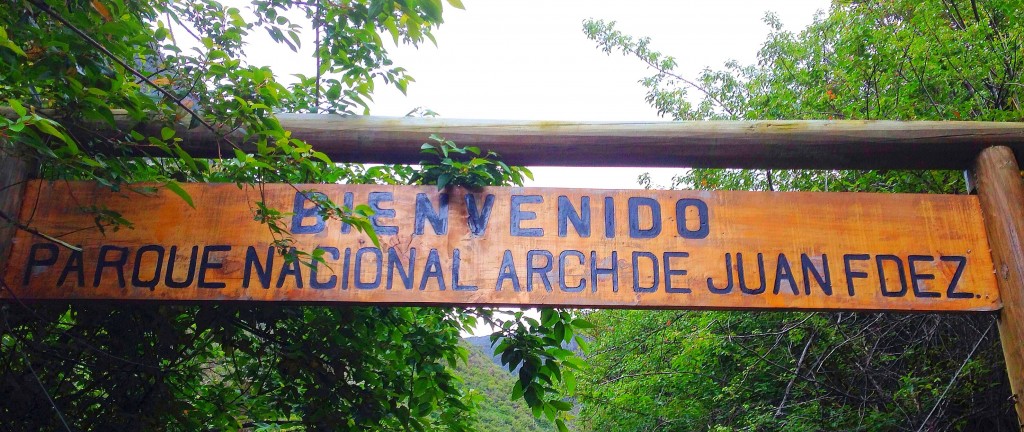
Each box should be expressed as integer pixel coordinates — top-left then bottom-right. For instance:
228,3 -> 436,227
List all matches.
254,0 -> 830,189
375,0 -> 829,189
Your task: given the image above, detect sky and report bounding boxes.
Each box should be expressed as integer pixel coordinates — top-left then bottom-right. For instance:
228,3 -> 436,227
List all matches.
366,0 -> 831,189
252,0 -> 831,190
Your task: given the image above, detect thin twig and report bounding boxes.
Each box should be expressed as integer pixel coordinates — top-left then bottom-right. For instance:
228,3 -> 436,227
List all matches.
2,309 -> 74,432
0,207 -> 81,251
0,178 -> 30,194
25,0 -> 241,154
915,318 -> 996,432
0,278 -> 161,370
775,331 -> 816,417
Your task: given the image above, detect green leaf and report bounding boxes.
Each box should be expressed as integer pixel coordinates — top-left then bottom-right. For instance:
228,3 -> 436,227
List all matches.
541,309 -> 557,327
547,348 -> 574,361
311,151 -> 332,164
446,0 -> 465,9
0,26 -> 25,57
510,380 -> 524,401
553,322 -> 565,342
571,318 -> 595,329
563,369 -> 576,393
354,204 -> 375,216
368,0 -> 385,18
436,173 -> 451,190
550,400 -> 572,411
383,17 -> 401,44
414,402 -> 433,417
574,335 -> 590,354
78,156 -> 103,168
8,99 -> 26,117
362,223 -> 381,248
228,8 -> 246,27
556,419 -> 569,432
164,180 -> 195,208
34,120 -> 74,147
413,378 -> 429,396
543,402 -> 556,421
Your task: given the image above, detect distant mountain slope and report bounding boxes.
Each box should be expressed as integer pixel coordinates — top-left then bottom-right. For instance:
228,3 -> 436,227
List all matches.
457,339 -> 553,432
463,336 -> 502,368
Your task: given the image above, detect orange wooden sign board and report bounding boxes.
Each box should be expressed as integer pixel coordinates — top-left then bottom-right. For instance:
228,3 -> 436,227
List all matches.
1,181 -> 1001,312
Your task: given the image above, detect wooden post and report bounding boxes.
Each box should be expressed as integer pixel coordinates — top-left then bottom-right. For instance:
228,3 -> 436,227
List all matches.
0,152 -> 31,283
971,145 -> 1024,426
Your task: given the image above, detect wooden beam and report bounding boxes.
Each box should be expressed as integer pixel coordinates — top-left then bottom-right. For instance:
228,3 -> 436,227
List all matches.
0,152 -> 32,284
970,146 -> 1024,426
45,112 -> 1024,169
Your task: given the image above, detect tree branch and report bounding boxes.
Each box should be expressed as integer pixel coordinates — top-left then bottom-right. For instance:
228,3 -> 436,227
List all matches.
0,207 -> 81,252
915,318 -> 996,432
25,0 -> 241,155
775,331 -> 816,418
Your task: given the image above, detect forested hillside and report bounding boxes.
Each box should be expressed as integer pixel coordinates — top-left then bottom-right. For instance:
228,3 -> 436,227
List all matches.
457,340 -> 555,432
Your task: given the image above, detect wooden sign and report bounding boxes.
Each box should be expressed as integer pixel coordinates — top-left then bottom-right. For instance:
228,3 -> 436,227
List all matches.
1,180 -> 1000,312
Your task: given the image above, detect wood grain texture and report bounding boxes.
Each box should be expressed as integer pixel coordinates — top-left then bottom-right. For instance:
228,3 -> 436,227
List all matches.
4,109 -> 1023,169
2,181 -> 999,312
971,146 -> 1024,425
0,153 -> 31,283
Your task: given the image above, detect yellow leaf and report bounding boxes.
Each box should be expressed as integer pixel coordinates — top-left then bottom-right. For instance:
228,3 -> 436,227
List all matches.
91,0 -> 113,22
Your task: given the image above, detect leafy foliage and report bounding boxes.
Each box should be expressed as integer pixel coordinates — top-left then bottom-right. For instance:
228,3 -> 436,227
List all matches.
413,134 -> 534,190
586,1 -> 1023,122
0,0 -> 586,430
579,1 -> 1021,430
2,302 -> 484,431
576,310 -> 1009,431
487,309 -> 587,432
456,338 -> 555,432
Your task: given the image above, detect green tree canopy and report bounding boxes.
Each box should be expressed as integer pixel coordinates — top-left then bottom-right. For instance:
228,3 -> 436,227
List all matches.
577,1 -> 1020,430
0,1 -> 582,430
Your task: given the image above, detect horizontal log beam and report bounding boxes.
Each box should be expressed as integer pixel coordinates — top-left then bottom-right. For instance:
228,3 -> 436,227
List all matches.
27,111 -> 1024,169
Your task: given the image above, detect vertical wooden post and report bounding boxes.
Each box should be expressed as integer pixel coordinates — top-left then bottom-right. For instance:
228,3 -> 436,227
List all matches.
971,145 -> 1024,427
0,152 -> 31,283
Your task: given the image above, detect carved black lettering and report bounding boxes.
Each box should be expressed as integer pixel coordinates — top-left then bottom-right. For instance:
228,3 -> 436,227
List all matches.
94,245 -> 129,288
941,255 -> 972,299
24,243 -> 59,285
